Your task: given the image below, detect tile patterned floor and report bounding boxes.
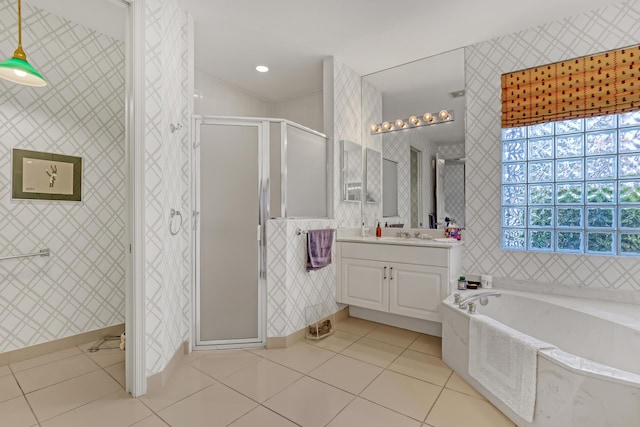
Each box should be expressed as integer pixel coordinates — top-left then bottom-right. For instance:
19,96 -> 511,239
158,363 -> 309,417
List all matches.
0,317 -> 514,426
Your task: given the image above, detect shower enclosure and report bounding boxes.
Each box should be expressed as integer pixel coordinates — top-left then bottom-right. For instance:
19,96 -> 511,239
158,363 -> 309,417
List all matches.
192,116 -> 328,349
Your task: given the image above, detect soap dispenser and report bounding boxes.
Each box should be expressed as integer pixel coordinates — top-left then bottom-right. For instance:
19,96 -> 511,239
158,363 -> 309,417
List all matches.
376,222 -> 382,237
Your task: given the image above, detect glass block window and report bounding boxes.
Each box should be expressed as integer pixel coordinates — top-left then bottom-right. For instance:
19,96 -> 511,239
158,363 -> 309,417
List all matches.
501,111 -> 640,256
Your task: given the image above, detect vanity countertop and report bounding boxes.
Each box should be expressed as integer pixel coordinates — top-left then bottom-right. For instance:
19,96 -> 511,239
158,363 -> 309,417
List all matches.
337,235 -> 464,248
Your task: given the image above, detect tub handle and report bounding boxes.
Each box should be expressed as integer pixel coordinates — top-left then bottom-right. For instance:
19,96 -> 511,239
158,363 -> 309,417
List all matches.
453,293 -> 461,304
467,302 -> 477,314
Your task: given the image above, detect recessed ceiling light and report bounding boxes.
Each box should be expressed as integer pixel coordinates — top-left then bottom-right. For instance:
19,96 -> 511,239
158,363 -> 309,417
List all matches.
256,65 -> 269,73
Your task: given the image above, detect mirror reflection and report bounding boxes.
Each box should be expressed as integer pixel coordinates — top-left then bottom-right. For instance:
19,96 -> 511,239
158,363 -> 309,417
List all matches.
436,155 -> 466,228
362,48 -> 465,228
382,158 -> 398,217
365,148 -> 381,204
341,139 -> 362,202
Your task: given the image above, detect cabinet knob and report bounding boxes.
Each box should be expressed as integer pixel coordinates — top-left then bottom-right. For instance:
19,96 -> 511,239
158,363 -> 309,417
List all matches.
390,267 -> 393,280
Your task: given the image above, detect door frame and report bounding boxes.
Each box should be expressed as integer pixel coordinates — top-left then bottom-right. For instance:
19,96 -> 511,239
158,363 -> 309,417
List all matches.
126,0 -> 146,397
410,146 -> 423,228
191,116 -> 268,350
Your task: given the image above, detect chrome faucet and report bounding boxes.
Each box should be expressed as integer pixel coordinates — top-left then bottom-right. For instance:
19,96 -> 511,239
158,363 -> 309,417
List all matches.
396,231 -> 412,238
457,291 -> 502,310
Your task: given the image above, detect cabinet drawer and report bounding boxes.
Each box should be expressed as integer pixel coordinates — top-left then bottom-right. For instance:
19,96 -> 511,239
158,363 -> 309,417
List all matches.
340,242 -> 448,266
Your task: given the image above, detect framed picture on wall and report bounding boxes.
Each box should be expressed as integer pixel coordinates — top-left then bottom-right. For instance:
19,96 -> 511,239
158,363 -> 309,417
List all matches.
12,149 -> 82,201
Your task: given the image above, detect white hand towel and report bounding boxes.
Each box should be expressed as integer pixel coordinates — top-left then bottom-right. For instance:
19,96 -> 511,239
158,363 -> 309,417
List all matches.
469,314 -> 555,423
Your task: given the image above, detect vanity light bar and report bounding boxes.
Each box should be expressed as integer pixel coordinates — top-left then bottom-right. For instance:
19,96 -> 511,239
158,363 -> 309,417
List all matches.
370,110 -> 454,134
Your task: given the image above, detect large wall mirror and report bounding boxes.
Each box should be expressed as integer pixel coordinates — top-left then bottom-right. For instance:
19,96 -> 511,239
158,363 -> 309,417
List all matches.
361,48 -> 465,228
341,139 -> 362,202
365,148 -> 381,204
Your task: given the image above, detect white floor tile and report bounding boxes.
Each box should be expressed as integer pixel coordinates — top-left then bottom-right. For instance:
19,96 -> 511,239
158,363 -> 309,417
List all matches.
327,397 -> 422,427
264,376 -> 354,427
158,383 -> 257,427
40,390 -> 151,427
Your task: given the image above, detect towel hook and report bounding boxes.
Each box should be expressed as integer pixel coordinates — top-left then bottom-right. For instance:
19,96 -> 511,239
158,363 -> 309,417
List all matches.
170,123 -> 183,133
169,209 -> 183,236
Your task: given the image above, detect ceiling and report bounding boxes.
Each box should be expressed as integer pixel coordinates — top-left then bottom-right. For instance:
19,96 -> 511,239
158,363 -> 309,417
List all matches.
25,0 -> 626,104
179,0 -> 626,103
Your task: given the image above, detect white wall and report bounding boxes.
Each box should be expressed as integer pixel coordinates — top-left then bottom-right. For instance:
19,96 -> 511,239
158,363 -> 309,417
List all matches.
195,71 -> 272,117
465,0 -> 640,292
195,71 -> 324,133
0,3 -> 126,353
274,91 -> 324,132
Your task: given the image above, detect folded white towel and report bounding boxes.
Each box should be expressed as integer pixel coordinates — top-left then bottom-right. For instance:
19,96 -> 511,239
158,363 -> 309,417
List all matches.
469,314 -> 555,423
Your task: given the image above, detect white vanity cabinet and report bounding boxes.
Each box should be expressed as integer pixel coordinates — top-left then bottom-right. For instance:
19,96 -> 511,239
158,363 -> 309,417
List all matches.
337,239 -> 462,323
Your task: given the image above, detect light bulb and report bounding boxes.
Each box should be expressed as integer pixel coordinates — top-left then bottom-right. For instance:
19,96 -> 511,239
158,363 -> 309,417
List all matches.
423,112 -> 434,123
382,121 -> 392,130
409,115 -> 420,125
255,65 -> 269,73
439,109 -> 451,120
370,123 -> 380,133
13,69 -> 27,77
395,119 -> 406,129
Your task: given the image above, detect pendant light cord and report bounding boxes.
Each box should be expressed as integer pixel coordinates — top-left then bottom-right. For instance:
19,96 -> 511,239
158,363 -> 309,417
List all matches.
17,0 -> 21,49
13,0 -> 26,60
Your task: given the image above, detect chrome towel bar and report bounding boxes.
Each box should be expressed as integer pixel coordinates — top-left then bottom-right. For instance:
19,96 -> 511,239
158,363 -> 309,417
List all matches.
0,248 -> 50,261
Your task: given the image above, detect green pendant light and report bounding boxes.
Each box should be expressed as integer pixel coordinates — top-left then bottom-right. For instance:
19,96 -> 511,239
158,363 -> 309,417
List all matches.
0,0 -> 46,87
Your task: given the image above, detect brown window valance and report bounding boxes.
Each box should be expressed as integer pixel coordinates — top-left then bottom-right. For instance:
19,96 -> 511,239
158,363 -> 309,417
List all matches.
501,45 -> 639,128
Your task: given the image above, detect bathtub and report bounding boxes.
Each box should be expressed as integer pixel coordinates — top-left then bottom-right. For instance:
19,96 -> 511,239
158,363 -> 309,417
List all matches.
442,289 -> 640,427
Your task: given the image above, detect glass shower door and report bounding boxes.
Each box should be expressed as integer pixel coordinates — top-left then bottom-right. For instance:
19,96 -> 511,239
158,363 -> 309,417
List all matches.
195,119 -> 266,347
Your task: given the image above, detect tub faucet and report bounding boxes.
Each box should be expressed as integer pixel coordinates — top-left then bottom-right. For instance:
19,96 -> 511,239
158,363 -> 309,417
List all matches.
396,231 -> 411,238
458,291 -> 502,310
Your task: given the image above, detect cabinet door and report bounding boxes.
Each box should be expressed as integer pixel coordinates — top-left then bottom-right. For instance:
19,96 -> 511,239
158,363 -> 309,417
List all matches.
341,258 -> 389,312
389,262 -> 447,321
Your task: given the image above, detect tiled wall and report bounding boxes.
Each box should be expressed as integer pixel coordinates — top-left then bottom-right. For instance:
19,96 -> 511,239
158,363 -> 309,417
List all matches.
437,143 -> 465,160
361,80 -> 383,227
144,0 -> 191,376
443,163 -> 465,227
438,143 -> 465,226
464,0 -> 640,291
266,219 -> 340,337
329,58 -> 364,228
0,3 -> 126,353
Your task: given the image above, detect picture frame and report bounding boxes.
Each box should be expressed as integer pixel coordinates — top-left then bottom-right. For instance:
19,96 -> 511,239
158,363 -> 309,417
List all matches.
12,149 -> 82,201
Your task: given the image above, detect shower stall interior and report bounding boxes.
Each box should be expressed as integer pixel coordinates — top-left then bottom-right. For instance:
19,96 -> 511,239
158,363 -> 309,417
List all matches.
192,116 -> 328,349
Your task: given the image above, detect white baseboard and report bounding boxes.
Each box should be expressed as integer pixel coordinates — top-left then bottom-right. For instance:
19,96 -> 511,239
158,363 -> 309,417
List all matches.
349,306 -> 442,337
0,324 -> 126,367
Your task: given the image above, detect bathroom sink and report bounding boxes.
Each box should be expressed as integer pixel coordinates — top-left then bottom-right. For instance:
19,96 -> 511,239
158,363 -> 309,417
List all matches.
380,236 -> 415,242
336,235 -> 463,247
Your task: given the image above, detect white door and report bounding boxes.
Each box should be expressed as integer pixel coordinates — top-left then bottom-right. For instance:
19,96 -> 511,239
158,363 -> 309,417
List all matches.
194,118 -> 267,348
341,258 -> 388,311
389,262 -> 447,322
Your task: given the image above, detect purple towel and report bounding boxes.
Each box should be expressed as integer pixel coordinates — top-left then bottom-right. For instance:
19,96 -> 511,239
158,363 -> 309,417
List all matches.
306,229 -> 335,272
389,223 -> 404,228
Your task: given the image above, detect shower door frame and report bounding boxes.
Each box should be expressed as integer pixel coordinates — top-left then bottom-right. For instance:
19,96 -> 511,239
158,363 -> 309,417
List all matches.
192,116 -> 269,349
